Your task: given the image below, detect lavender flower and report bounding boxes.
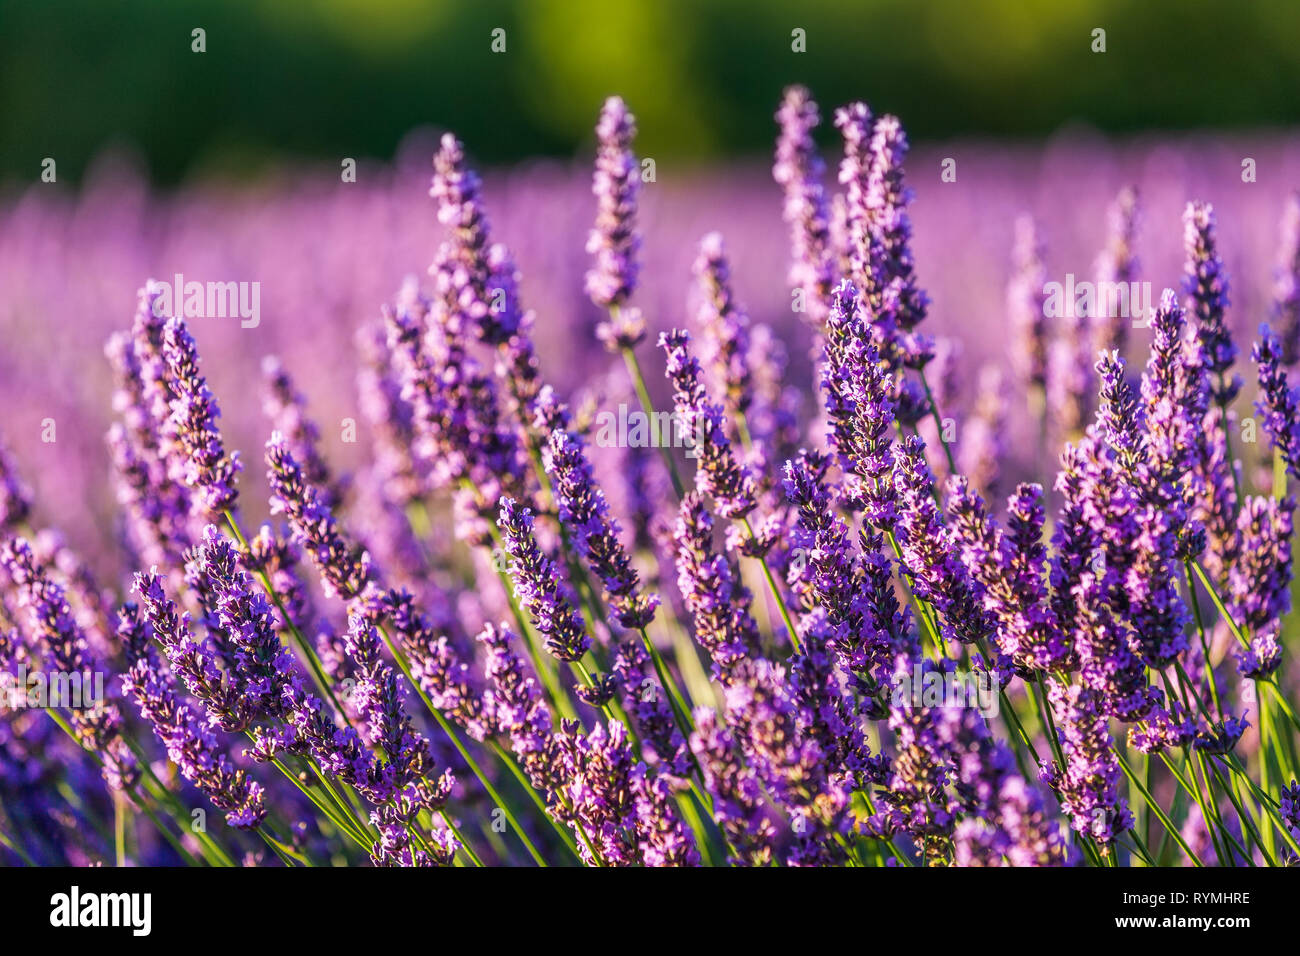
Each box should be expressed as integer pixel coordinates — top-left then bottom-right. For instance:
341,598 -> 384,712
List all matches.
1270,192 -> 1300,366
1253,324 -> 1300,483
262,355 -> 345,510
693,232 -> 754,417
117,602 -> 267,828
546,427 -> 658,629
1229,494 -> 1295,634
162,317 -> 241,516
1045,681 -> 1132,846
586,96 -> 640,310
690,706 -> 776,865
497,498 -> 590,663
892,436 -> 993,646
0,439 -> 33,532
266,432 -> 373,600
1009,215 -> 1049,394
821,280 -> 897,523
1093,186 -> 1140,357
672,493 -> 760,679
773,85 -> 834,329
659,329 -> 757,518
1,538 -> 138,790
1183,201 -> 1239,405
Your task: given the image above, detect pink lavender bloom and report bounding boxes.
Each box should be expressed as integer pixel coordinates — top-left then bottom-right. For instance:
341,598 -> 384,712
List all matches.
586,96 -> 640,310
162,316 -> 241,516
659,328 -> 757,518
497,497 -> 590,663
773,85 -> 834,329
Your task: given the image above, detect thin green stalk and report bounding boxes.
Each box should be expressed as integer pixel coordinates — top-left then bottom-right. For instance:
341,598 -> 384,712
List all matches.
377,623 -> 549,866
619,335 -> 687,499
223,510 -> 353,727
1115,748 -> 1204,866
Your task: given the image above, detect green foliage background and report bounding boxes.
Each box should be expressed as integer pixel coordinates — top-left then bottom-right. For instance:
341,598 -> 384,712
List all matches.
3,0 -> 1297,184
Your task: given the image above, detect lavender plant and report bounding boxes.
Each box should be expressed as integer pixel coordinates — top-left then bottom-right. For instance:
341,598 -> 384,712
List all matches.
2,86 -> 1300,871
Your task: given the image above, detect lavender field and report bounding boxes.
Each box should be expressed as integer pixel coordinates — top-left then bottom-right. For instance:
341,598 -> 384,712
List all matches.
2,86 -> 1300,869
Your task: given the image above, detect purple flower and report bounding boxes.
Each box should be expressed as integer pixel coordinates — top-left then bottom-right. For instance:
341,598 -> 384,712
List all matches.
0,439 -> 32,533
659,328 -> 757,518
430,134 -> 504,343
496,497 -> 590,663
690,706 -> 776,865
1183,201 -> 1239,404
478,622 -> 556,792
693,232 -> 754,417
262,355 -> 345,510
773,85 -> 834,329
892,435 -> 993,646
1270,192 -> 1300,366
1093,186 -> 1141,358
1253,323 -> 1300,484
546,426 -> 658,629
162,317 -> 241,516
1009,215 -> 1049,393
1046,681 -> 1132,846
833,101 -> 878,305
586,96 -> 640,310
672,493 -> 760,680
865,114 -> 928,334
1229,494 -> 1295,634
1,537 -> 139,791
821,280 -> 897,523
266,432 -> 373,600
117,602 -> 267,829
1237,625 -> 1282,680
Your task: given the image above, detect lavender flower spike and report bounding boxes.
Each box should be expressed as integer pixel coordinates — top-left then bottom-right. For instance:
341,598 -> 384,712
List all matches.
497,497 -> 591,663
118,602 -> 266,828
162,316 -> 241,516
773,85 -> 834,329
1183,201 -> 1239,404
1271,191 -> 1300,366
1,538 -> 138,791
1253,324 -> 1300,484
545,414 -> 659,629
586,96 -> 640,309
659,329 -> 757,518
